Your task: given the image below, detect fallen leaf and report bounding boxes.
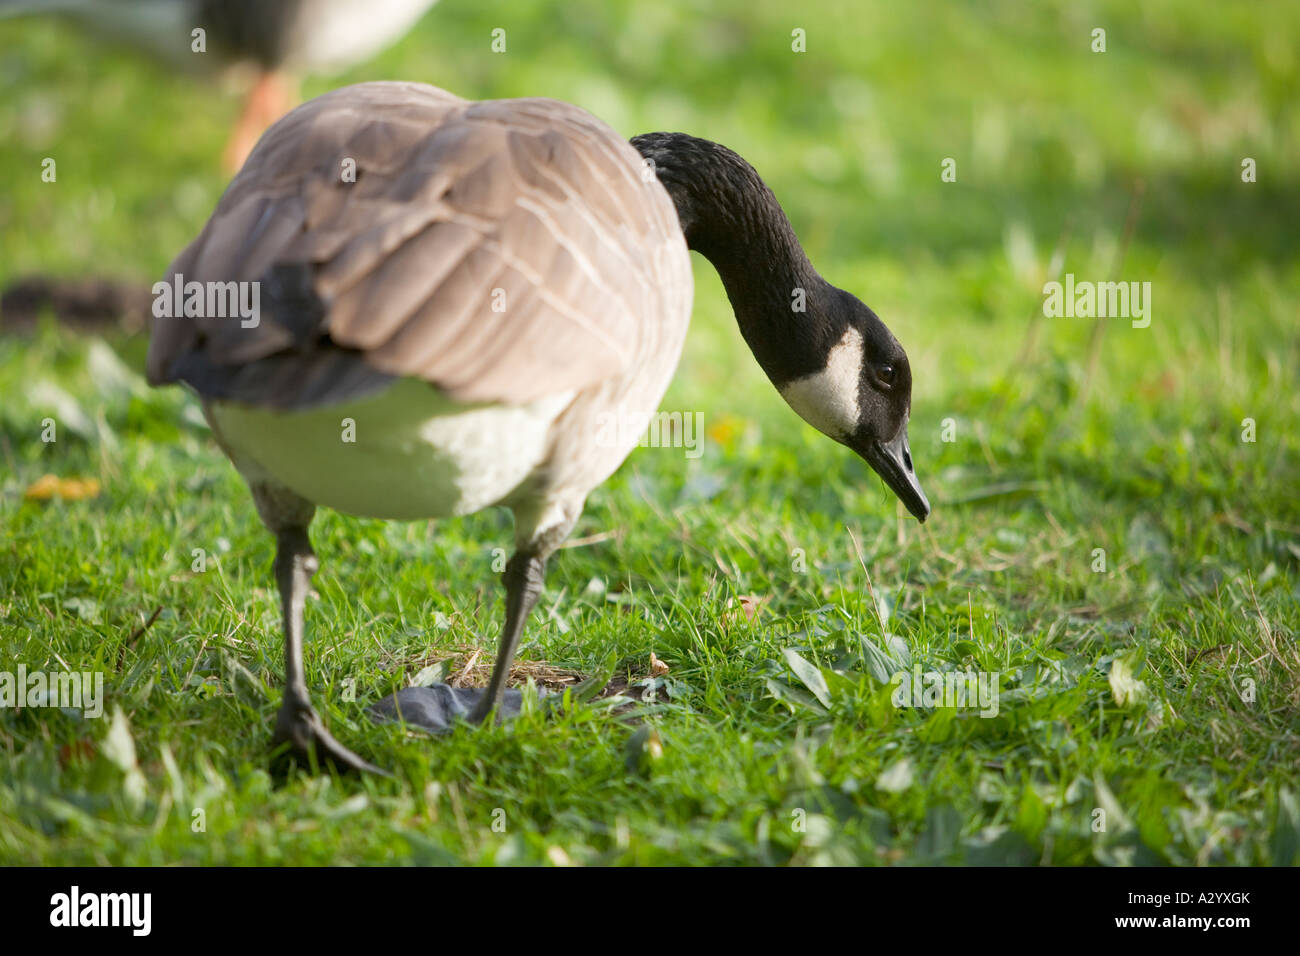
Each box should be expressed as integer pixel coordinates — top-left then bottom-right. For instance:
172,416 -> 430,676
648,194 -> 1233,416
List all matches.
58,738 -> 96,767
23,474 -> 60,500
782,648 -> 833,709
102,706 -> 147,812
624,725 -> 664,775
876,757 -> 915,793
706,413 -> 745,447
24,474 -> 101,501
60,478 -> 101,500
1108,653 -> 1149,708
723,593 -> 769,627
30,381 -> 96,440
63,597 -> 102,624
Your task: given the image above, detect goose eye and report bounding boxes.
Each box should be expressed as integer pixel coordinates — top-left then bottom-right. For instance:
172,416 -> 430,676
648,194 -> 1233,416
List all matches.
877,364 -> 896,387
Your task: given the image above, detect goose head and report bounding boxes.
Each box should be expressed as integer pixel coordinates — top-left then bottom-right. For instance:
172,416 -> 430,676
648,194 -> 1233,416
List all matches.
776,285 -> 929,522
631,131 -> 930,524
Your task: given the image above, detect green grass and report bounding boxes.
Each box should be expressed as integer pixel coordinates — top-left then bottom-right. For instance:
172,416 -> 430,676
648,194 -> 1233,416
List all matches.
2,0 -> 1299,865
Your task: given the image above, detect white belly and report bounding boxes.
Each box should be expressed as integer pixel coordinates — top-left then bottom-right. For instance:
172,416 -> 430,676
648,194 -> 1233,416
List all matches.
208,379 -> 574,521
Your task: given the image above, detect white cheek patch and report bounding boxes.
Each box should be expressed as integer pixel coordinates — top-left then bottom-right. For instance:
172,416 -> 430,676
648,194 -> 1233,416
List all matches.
778,326 -> 863,440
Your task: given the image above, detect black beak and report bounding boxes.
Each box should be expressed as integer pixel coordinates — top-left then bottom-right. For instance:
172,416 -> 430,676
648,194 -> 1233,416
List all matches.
858,422 -> 930,522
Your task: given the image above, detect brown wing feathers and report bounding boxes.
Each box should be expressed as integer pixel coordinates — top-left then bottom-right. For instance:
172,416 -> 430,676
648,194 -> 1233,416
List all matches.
147,82 -> 676,410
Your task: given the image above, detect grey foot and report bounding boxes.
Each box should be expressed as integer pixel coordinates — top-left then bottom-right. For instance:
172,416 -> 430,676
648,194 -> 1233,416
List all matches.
369,684 -> 539,734
273,698 -> 388,776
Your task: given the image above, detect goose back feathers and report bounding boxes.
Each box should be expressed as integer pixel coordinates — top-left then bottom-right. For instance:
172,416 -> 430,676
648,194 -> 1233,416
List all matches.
148,82 -> 691,411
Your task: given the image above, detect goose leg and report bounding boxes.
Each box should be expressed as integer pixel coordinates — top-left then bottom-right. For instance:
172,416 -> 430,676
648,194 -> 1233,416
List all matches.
468,550 -> 547,725
222,69 -> 298,172
269,526 -> 384,775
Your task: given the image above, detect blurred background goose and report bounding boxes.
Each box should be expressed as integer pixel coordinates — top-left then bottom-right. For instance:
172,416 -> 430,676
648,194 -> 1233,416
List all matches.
0,0 -> 438,169
147,81 -> 928,773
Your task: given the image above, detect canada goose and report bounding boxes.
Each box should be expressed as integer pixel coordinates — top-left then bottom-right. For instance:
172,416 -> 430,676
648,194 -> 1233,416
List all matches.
1,0 -> 437,169
147,82 -> 929,773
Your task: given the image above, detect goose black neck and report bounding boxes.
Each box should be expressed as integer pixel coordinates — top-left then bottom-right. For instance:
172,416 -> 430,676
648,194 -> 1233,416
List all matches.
632,132 -> 832,382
